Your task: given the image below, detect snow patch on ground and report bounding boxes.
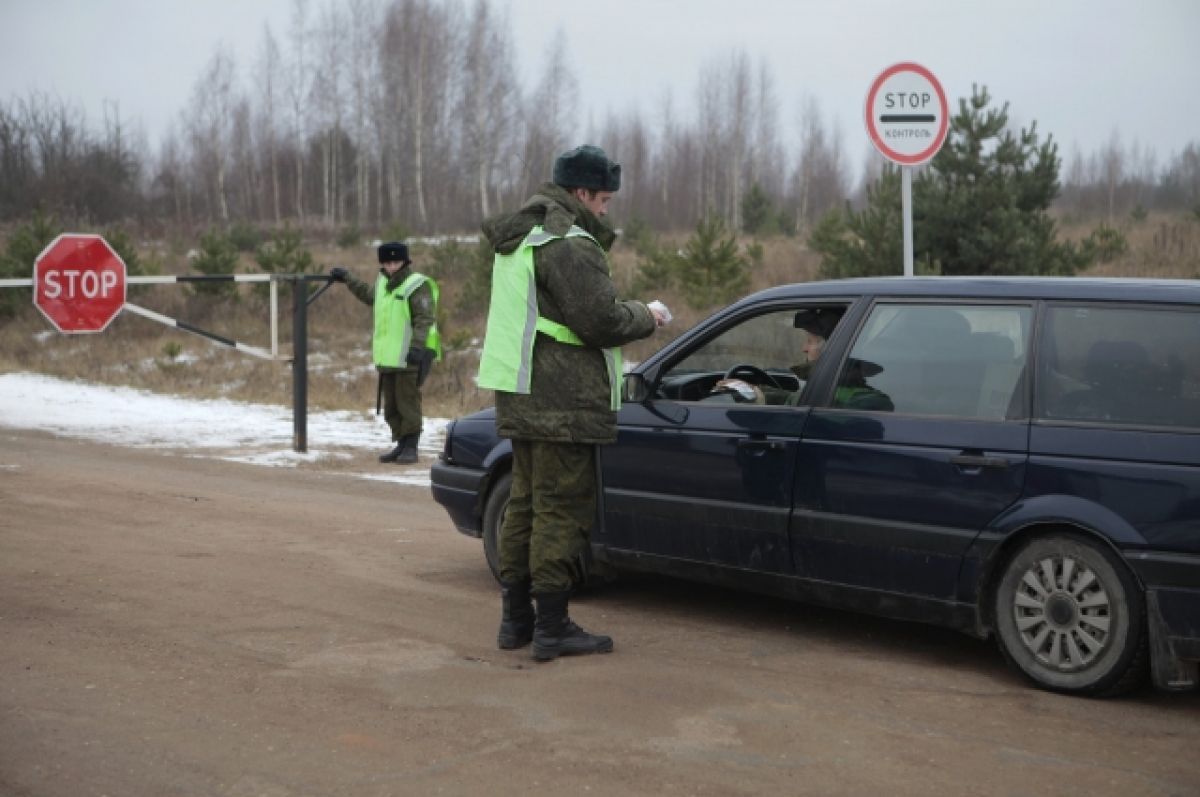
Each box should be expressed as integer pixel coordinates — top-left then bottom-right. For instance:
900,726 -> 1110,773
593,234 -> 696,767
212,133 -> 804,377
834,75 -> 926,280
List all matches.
0,371 -> 450,487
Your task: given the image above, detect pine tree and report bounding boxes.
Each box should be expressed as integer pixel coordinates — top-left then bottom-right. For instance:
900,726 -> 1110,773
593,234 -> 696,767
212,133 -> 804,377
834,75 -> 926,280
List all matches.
191,230 -> 241,298
809,169 -> 907,279
740,182 -> 775,236
253,226 -> 315,299
677,216 -> 749,309
0,212 -> 58,318
812,86 -> 1092,278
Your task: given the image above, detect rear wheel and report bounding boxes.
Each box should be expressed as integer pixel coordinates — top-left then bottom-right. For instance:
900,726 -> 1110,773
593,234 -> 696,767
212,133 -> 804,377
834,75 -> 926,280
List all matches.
480,472 -> 511,584
994,533 -> 1147,696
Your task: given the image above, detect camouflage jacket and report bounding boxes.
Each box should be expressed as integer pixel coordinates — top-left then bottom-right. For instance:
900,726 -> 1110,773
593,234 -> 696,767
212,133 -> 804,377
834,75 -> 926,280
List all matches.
345,264 -> 436,373
482,183 -> 656,444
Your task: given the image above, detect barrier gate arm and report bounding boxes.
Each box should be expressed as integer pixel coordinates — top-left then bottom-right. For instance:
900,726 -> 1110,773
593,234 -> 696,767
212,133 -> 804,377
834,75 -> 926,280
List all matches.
121,302 -> 274,360
6,271 -> 336,452
125,274 -> 283,359
3,273 -> 285,359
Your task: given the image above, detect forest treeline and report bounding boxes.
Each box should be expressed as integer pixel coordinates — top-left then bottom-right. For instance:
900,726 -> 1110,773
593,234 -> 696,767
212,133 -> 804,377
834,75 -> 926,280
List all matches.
1,0 -> 1198,238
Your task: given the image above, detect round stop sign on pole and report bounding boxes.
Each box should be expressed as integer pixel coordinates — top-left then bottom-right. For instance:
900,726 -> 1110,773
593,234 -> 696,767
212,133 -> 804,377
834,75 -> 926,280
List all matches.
33,234 -> 127,333
865,62 -> 949,165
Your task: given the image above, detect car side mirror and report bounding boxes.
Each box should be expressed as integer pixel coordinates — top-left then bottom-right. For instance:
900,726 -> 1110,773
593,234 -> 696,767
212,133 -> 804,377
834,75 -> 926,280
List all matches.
623,372 -> 651,403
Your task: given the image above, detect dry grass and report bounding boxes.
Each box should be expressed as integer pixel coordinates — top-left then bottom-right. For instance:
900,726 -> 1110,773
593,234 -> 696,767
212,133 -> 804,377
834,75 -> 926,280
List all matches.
1062,210 -> 1200,279
2,216 -> 1196,417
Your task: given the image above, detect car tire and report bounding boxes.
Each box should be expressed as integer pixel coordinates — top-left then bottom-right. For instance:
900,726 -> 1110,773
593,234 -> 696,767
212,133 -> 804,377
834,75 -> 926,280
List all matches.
478,470 -> 618,590
994,533 -> 1147,697
481,472 -> 511,584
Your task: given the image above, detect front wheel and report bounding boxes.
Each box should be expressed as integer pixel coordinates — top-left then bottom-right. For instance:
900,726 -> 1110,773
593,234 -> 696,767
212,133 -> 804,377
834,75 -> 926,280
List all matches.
994,533 -> 1147,696
480,472 -> 511,584
478,470 -> 617,589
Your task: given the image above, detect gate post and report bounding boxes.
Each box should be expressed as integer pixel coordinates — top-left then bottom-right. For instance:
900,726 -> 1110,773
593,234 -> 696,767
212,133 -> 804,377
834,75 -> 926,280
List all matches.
292,275 -> 308,452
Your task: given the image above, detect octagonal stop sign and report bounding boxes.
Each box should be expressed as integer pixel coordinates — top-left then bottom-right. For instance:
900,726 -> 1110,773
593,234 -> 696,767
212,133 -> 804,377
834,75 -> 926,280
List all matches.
33,234 -> 127,333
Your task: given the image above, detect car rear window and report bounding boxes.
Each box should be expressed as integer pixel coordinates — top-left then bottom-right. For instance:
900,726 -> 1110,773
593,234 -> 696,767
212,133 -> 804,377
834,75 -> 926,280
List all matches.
1037,304 -> 1200,430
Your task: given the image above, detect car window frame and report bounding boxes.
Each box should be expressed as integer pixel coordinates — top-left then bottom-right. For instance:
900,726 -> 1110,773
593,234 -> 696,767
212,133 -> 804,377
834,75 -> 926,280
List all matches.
642,296 -> 863,409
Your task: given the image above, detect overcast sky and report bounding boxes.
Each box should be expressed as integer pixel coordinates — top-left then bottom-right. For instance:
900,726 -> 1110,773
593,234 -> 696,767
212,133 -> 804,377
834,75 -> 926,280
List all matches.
2,0 -> 1198,169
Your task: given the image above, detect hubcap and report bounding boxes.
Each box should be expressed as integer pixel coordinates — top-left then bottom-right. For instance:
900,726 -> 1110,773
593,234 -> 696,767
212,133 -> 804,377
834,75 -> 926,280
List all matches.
1012,554 -> 1112,672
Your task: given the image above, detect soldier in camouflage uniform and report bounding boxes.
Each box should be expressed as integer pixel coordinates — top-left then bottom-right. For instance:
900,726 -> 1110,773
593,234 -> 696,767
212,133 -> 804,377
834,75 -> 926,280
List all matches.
330,242 -> 439,464
478,145 -> 667,661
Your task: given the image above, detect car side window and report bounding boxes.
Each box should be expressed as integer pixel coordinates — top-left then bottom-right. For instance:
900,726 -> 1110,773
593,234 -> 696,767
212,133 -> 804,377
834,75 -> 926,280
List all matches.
1037,304 -> 1200,430
656,307 -> 841,404
842,303 -> 1032,419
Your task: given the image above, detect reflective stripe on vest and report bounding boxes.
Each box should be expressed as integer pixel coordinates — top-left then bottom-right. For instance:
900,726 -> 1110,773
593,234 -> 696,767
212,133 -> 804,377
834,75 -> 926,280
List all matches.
372,272 -> 442,368
477,225 -> 623,410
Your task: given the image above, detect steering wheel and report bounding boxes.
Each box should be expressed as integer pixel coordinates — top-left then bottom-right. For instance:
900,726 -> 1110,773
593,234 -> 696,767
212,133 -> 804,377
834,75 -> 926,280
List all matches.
722,363 -> 783,390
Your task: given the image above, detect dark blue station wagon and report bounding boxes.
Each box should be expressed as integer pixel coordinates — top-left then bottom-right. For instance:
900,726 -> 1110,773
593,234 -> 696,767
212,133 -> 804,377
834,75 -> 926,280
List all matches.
432,277 -> 1200,697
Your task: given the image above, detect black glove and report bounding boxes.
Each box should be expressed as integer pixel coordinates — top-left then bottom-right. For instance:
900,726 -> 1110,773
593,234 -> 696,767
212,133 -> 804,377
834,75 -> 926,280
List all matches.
412,346 -> 435,387
329,266 -> 349,283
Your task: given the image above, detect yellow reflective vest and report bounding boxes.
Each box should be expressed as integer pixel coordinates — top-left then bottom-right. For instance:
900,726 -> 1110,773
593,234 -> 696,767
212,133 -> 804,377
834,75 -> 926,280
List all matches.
372,271 -> 442,368
477,225 -> 623,410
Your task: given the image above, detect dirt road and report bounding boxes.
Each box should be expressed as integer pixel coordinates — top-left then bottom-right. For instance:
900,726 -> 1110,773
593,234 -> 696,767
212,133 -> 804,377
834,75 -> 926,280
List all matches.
1,429 -> 1197,796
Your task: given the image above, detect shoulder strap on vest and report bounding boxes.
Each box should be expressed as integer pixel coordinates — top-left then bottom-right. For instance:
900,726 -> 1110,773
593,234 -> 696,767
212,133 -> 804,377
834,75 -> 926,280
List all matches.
523,224 -> 598,249
397,271 -> 428,298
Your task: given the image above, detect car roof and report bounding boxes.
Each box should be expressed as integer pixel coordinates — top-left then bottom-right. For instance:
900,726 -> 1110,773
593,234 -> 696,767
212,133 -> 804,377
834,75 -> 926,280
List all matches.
742,276 -> 1200,307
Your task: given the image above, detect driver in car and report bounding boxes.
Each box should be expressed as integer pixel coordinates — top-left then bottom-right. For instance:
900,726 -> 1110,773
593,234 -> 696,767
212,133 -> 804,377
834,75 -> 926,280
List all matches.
713,308 -> 894,411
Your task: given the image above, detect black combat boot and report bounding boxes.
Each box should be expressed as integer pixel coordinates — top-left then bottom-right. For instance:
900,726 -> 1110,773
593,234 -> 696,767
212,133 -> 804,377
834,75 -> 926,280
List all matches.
395,433 -> 420,464
531,590 -> 613,661
497,580 -> 535,649
379,440 -> 405,463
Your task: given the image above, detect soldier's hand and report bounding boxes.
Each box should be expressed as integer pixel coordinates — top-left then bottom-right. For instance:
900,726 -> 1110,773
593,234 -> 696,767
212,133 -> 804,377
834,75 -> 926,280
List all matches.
647,299 -> 672,327
406,346 -> 427,367
329,266 -> 349,283
712,378 -> 763,403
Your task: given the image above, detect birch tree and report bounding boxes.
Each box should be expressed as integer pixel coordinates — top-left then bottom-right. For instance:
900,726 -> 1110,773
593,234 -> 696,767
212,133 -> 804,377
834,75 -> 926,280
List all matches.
285,0 -> 312,221
255,23 -> 285,223
793,96 -> 848,232
188,47 -> 237,222
520,36 -> 578,197
311,2 -> 348,224
458,0 -> 517,219
346,0 -> 382,225
381,0 -> 456,229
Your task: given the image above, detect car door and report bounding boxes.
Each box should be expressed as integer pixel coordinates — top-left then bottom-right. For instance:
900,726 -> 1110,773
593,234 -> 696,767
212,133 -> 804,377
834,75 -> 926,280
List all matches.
598,304 -> 845,574
793,301 -> 1033,601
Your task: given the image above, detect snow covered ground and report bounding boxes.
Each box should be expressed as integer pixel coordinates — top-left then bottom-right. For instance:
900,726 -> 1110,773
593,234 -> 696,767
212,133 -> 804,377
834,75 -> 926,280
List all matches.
0,372 -> 450,487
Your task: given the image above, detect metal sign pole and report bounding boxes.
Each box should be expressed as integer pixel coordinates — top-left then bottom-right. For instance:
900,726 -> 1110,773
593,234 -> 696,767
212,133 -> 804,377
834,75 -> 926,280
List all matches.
902,166 -> 914,277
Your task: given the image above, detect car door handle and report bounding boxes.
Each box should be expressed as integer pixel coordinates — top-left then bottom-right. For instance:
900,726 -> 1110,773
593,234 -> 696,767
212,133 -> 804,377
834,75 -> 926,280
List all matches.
949,454 -> 1009,469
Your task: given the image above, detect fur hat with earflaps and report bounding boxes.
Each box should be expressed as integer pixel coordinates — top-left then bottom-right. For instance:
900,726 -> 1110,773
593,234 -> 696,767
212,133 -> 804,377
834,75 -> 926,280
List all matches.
793,308 -> 841,339
377,241 -> 411,264
552,145 -> 621,192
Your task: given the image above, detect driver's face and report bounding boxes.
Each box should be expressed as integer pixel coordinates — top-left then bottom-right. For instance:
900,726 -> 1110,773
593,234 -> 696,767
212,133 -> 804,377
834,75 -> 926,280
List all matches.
802,333 -> 827,362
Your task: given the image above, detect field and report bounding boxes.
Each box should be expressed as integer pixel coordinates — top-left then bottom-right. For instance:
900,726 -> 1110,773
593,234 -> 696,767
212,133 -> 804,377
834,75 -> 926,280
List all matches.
1,212 -> 1198,419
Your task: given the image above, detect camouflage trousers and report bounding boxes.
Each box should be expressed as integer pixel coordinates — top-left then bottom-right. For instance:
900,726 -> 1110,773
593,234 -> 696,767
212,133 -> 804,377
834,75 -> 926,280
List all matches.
380,370 -> 422,440
498,439 -> 596,593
